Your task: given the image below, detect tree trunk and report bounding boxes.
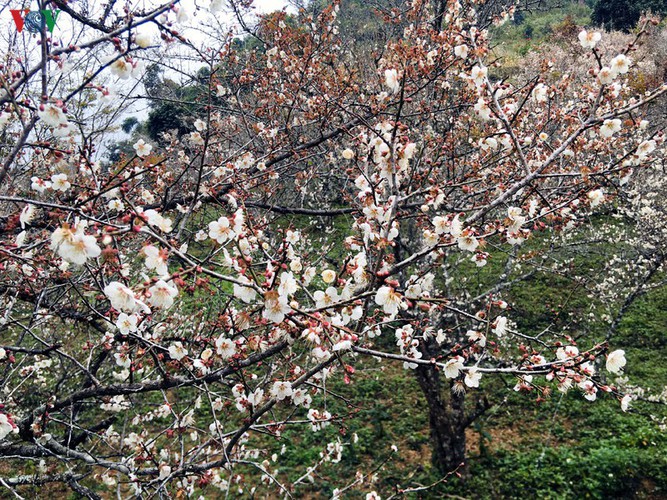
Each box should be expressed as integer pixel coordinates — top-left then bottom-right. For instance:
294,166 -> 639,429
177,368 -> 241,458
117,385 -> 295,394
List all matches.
413,339 -> 467,475
432,0 -> 447,31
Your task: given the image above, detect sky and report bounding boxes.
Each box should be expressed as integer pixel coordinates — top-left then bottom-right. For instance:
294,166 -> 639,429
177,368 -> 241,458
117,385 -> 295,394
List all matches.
255,0 -> 290,12
0,0 -> 292,157
1,0 -> 290,44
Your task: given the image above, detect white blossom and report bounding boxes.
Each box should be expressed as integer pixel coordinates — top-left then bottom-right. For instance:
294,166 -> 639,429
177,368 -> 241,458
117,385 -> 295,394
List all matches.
532,83 -> 548,103
314,287 -> 339,309
135,30 -> 152,48
168,342 -> 188,361
600,118 -> 621,138
158,464 -> 171,480
470,65 -> 487,87
0,413 -> 18,440
384,68 -> 400,93
108,199 -> 124,212
292,388 -> 312,408
610,54 -> 631,75
464,369 -> 482,388
215,336 -> 236,359
443,356 -> 465,379
263,292 -> 290,324
116,313 -> 138,335
606,349 -> 626,374
51,173 -> 71,192
588,189 -> 605,208
493,316 -> 508,337
31,177 -> 51,193
209,216 -> 235,244
270,381 -> 293,401
636,140 -> 656,159
578,380 -> 598,401
38,104 -> 68,127
474,98 -> 492,121
598,67 -> 615,85
321,269 -> 336,284
50,223 -> 101,265
375,286 -> 402,315
147,280 -> 178,309
457,233 -> 479,252
19,204 -> 36,228
104,282 -> 140,313
578,30 -> 601,49
454,44 -> 468,59
176,6 -> 190,23
620,394 -> 632,412
278,271 -> 298,297
133,139 -> 152,157
144,210 -> 173,233
233,276 -> 257,304
143,245 -> 168,276
110,58 -> 133,79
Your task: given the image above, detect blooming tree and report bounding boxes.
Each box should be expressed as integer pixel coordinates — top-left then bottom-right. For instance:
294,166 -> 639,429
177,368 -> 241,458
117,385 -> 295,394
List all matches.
0,0 -> 665,496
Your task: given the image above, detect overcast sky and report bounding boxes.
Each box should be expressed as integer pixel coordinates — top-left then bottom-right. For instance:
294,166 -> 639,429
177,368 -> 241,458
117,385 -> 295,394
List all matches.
1,0 -> 291,157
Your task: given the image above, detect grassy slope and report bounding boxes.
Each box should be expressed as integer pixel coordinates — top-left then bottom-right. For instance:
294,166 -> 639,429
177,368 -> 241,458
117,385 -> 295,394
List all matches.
489,3 -> 593,63
251,257 -> 667,499
210,200 -> 664,499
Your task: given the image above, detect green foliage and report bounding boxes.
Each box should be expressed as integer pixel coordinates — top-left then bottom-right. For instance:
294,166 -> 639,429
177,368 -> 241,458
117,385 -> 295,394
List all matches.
490,3 -> 592,56
105,137 -> 136,164
616,284 -> 667,348
592,0 -> 667,32
142,63 -> 212,143
458,387 -> 667,498
121,116 -> 139,134
146,101 -> 193,142
308,0 -> 403,46
462,443 -> 667,499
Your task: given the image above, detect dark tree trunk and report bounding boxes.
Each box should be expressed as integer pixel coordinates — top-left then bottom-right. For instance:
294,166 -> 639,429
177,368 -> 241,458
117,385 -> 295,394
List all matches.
413,338 -> 467,475
432,0 -> 447,31
394,227 -> 488,475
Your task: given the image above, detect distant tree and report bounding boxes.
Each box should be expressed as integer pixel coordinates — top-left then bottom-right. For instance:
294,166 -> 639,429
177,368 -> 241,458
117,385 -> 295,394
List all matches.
143,63 -> 169,101
121,116 -> 139,134
144,70 -> 209,142
592,0 -> 667,31
146,101 -> 193,141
